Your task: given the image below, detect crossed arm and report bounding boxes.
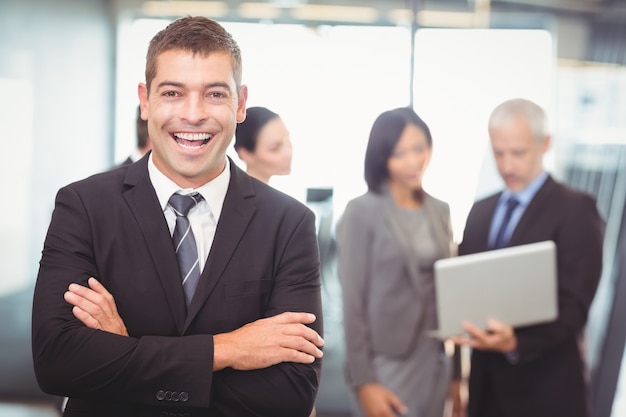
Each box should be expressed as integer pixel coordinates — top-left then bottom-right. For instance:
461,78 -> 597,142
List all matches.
64,277 -> 324,371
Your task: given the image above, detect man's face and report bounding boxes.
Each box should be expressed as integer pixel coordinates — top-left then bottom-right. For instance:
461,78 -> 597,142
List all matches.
139,49 -> 247,188
489,114 -> 549,193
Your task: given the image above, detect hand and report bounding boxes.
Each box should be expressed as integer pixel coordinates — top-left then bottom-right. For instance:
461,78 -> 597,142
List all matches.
213,311 -> 324,371
451,319 -> 516,353
64,277 -> 129,336
357,383 -> 407,417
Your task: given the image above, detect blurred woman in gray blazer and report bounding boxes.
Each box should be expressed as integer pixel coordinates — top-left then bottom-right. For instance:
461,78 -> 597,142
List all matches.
336,107 -> 455,417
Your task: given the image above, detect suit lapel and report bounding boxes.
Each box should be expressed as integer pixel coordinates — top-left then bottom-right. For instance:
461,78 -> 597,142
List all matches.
183,162 -> 256,330
509,176 -> 556,246
123,156 -> 187,333
422,195 -> 452,259
478,194 -> 501,252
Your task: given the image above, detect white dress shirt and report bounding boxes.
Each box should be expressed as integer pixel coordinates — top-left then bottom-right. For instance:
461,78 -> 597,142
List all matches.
148,154 -> 230,271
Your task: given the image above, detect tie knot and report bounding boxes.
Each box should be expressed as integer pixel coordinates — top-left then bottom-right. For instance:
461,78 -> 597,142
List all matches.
169,192 -> 203,217
506,196 -> 520,211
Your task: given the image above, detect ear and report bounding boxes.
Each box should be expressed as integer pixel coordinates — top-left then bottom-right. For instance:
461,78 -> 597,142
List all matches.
236,85 -> 248,123
541,134 -> 551,154
138,83 -> 149,121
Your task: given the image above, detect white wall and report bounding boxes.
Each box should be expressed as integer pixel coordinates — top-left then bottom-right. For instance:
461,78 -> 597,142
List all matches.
0,0 -> 114,293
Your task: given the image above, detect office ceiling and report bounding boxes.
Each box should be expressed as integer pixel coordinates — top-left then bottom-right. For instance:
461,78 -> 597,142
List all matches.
129,0 -> 626,24
122,0 -> 626,64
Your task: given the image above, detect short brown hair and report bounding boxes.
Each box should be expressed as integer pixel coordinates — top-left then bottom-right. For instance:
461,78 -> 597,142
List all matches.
144,16 -> 243,93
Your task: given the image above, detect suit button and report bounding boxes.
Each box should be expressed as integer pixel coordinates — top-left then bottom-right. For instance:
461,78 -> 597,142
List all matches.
156,390 -> 165,401
171,391 -> 180,401
180,391 -> 189,402
164,391 -> 172,401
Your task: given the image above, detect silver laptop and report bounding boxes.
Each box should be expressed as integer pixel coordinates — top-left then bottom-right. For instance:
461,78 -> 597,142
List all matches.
430,240 -> 558,339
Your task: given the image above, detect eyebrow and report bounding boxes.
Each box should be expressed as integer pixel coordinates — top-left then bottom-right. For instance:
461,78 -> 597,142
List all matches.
156,81 -> 233,92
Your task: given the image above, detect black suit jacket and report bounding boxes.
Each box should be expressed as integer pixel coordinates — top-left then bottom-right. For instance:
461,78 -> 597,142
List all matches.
32,154 -> 323,417
459,175 -> 604,417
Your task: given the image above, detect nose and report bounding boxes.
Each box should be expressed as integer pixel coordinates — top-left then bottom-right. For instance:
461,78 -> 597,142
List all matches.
406,149 -> 423,168
181,94 -> 208,125
498,154 -> 515,175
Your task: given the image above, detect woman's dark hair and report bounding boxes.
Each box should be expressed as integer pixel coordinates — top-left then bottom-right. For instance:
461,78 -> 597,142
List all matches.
364,106 -> 432,194
234,107 -> 280,152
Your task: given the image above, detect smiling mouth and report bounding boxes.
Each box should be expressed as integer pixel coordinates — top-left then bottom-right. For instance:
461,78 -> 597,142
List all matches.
173,132 -> 212,149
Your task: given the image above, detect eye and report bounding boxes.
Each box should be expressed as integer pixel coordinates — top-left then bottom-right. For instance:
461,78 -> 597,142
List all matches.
162,91 -> 179,98
207,91 -> 228,100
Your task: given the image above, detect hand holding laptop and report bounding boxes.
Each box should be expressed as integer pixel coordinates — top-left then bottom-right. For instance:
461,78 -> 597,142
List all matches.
451,318 -> 517,353
431,241 -> 558,341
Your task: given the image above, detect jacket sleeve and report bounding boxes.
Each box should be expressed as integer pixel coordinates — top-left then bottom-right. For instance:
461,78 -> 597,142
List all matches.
513,194 -> 604,364
32,183 -> 322,417
32,185 -> 216,408
336,200 -> 378,388
208,207 -> 323,417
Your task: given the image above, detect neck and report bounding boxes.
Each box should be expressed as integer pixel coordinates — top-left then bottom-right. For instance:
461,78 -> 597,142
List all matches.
388,182 -> 422,209
246,167 -> 270,184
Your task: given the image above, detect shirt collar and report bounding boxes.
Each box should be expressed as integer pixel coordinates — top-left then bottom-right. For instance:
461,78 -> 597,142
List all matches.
148,154 -> 230,221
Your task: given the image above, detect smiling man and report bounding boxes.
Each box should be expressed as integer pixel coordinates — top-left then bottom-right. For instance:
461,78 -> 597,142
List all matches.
32,16 -> 323,417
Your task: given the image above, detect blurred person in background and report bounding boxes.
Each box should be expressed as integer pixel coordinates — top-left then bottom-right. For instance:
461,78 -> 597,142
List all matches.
336,107 -> 456,417
120,105 -> 152,166
234,106 -> 292,184
235,106 -> 318,417
452,98 -> 604,417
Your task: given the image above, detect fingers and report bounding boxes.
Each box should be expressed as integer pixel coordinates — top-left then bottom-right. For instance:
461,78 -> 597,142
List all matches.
449,321 -> 482,347
485,319 -> 517,352
71,305 -> 102,330
462,320 -> 489,345
486,318 -> 510,334
285,325 -> 324,359
64,285 -> 103,321
266,312 -> 325,348
86,277 -> 112,300
388,394 -> 408,416
214,311 -> 324,371
64,277 -> 129,336
65,280 -> 113,319
269,311 -> 317,326
454,319 -> 516,352
358,383 -> 407,417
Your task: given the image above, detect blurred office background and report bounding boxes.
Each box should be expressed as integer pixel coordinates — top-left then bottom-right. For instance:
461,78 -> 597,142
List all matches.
1,0 -> 625,416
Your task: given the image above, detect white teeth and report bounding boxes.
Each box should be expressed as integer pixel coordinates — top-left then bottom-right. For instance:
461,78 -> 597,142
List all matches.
174,132 -> 211,141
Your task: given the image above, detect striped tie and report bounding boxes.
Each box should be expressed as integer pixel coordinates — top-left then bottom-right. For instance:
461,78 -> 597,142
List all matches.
169,192 -> 204,306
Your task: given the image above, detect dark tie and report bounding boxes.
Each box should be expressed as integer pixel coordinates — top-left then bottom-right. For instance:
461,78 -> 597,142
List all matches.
493,197 -> 520,249
169,192 -> 204,306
